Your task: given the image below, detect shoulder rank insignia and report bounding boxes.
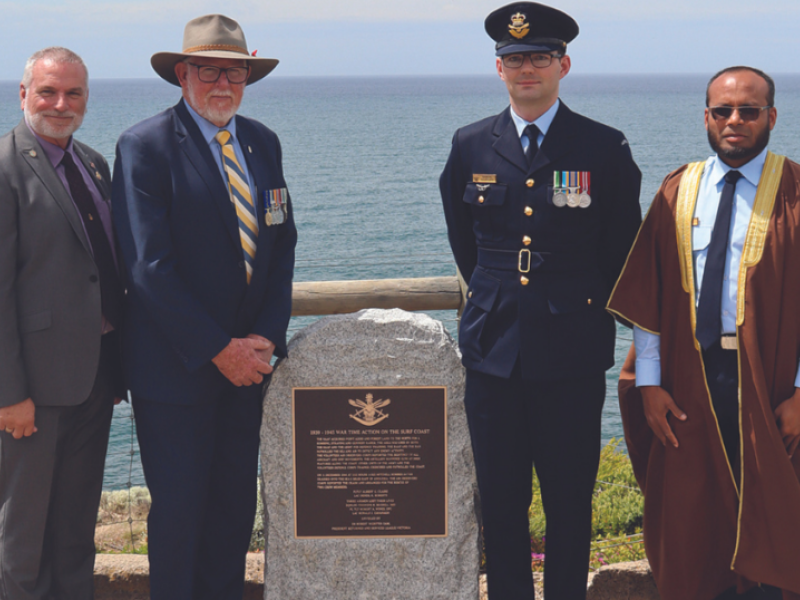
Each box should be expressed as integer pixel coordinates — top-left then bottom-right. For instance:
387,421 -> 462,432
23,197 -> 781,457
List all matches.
552,171 -> 592,209
262,188 -> 288,226
509,12 -> 530,39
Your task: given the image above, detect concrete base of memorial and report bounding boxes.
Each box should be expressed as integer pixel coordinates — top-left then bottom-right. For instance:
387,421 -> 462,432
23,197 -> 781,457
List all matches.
92,555 -> 661,599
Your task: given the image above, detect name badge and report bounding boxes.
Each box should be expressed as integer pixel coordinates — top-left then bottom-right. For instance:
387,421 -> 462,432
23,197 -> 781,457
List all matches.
473,174 -> 497,184
262,188 -> 289,226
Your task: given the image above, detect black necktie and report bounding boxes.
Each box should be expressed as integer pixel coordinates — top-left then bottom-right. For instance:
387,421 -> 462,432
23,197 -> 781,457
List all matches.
524,124 -> 540,164
60,152 -> 124,329
695,169 -> 742,350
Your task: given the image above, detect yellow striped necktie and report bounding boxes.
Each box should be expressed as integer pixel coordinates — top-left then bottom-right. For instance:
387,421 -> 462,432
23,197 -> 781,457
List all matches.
215,130 -> 257,283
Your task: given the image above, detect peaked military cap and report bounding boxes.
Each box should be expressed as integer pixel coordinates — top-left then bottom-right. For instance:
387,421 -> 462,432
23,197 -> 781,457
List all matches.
485,2 -> 579,56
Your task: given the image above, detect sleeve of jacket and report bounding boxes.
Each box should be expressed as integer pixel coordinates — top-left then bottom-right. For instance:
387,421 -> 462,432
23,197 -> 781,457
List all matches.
0,166 -> 29,407
598,133 -> 643,292
112,129 -> 231,372
251,136 -> 297,359
439,129 -> 478,284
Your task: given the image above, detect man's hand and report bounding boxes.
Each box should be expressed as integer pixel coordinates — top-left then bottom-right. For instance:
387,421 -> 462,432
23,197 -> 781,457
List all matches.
0,398 -> 37,439
641,386 -> 687,448
774,388 -> 800,457
211,336 -> 274,387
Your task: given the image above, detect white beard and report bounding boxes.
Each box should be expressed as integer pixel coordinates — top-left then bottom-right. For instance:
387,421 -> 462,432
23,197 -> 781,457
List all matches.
24,104 -> 84,141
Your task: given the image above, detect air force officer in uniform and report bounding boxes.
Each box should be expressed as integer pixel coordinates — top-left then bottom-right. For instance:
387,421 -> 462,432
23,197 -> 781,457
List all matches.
439,3 -> 642,599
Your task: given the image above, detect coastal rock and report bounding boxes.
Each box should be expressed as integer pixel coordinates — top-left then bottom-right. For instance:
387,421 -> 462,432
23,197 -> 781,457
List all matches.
260,309 -> 479,600
586,560 -> 660,600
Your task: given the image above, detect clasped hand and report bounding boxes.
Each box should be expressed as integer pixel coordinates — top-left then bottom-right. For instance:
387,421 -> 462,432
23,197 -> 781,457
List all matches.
0,398 -> 37,439
212,334 -> 275,387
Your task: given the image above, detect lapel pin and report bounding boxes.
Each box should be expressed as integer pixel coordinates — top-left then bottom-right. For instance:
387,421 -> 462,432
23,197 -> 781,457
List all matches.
95,172 -> 102,180
248,146 -> 253,153
29,150 -> 37,158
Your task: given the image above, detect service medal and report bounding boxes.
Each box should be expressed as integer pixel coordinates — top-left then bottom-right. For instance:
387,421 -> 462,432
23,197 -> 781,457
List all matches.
567,190 -> 580,208
578,171 -> 591,208
553,191 -> 568,207
265,211 -> 273,226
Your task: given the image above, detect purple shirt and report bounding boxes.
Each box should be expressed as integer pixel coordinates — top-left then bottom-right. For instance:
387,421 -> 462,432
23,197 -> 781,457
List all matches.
26,120 -> 118,333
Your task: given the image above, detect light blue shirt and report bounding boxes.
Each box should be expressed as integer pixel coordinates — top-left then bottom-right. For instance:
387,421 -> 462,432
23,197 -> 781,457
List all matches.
184,100 -> 258,230
510,99 -> 559,152
634,148 -> 800,388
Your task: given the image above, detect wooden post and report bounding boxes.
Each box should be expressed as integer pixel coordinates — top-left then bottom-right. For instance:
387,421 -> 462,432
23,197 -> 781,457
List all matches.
291,276 -> 463,316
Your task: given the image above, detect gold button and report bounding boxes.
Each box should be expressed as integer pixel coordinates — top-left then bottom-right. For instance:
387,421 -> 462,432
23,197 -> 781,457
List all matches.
478,195 -> 485,204
520,276 -> 529,286
468,291 -> 473,298
526,178 -> 534,188
524,206 -> 533,216
522,236 -> 531,246
587,299 -> 592,305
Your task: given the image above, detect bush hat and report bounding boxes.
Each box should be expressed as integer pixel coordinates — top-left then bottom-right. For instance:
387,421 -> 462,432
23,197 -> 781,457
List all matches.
151,14 -> 278,86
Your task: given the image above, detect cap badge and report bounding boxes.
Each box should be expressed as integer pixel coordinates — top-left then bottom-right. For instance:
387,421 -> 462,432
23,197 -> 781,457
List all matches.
509,12 -> 530,39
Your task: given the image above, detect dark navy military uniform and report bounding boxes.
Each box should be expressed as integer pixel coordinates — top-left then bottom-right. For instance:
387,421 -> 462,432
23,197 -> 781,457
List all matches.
440,101 -> 641,598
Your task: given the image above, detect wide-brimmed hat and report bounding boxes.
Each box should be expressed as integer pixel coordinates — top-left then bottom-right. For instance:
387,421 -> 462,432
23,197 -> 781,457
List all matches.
151,14 -> 278,86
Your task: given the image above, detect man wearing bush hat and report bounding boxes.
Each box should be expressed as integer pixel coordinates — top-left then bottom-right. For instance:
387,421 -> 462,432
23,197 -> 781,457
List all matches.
440,2 -> 641,599
112,14 -> 296,600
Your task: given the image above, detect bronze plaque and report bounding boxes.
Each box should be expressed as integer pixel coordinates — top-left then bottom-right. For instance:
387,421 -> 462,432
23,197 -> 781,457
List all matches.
293,386 -> 447,538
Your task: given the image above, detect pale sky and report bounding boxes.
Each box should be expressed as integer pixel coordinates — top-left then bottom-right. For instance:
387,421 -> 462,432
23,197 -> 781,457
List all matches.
1,0 -> 798,79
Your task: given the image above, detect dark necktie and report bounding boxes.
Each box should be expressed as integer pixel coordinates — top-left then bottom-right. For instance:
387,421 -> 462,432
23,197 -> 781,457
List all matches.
61,151 -> 124,328
524,124 -> 540,164
695,169 -> 742,350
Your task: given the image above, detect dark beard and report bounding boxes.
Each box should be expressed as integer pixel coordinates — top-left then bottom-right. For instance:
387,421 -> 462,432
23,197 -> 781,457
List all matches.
708,124 -> 770,165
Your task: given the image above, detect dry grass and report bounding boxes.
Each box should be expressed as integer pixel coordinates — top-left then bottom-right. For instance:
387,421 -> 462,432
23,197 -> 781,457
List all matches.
95,487 -> 150,553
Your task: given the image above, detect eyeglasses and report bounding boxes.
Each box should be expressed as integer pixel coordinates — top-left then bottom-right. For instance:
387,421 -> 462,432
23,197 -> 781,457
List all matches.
707,105 -> 772,122
188,63 -> 250,84
501,53 -> 562,69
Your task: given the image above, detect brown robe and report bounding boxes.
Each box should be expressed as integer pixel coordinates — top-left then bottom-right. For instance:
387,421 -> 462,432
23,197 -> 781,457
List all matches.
607,154 -> 800,600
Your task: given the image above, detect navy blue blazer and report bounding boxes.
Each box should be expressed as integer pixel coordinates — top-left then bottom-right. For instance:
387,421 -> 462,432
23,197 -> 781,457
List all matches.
112,100 -> 297,404
440,102 -> 641,381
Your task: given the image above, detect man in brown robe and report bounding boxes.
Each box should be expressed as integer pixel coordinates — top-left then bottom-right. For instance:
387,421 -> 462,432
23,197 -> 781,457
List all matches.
608,67 -> 800,600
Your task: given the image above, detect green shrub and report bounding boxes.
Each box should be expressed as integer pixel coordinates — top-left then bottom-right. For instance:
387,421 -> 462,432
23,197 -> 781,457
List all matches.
526,438 -> 645,570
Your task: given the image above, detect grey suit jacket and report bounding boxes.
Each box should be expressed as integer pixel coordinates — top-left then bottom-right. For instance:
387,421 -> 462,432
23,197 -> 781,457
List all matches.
0,120 -> 113,408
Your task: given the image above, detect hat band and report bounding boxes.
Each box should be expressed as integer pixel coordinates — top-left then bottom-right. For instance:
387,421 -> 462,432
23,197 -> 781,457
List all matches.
183,43 -> 250,55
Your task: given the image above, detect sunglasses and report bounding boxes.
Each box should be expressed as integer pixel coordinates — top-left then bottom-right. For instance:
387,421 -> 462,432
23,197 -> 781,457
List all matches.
707,105 -> 771,122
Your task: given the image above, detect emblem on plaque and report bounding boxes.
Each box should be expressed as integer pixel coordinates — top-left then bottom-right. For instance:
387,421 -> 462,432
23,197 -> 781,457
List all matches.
508,12 -> 530,39
348,393 -> 391,426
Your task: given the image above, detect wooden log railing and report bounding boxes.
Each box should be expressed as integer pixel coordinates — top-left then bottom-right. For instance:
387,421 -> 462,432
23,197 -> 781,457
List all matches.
290,276 -> 464,317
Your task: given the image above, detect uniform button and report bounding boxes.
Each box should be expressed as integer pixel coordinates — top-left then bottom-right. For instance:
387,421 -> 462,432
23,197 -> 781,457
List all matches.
89,275 -> 98,283
478,195 -> 485,204
524,206 -> 533,216
526,178 -> 534,188
587,298 -> 592,305
522,236 -> 531,246
520,276 -> 529,286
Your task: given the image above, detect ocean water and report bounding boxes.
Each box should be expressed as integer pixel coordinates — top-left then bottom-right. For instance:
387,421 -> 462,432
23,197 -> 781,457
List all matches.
2,74 -> 799,489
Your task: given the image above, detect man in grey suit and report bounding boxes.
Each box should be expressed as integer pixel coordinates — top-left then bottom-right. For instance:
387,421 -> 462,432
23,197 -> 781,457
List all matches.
0,47 -> 124,599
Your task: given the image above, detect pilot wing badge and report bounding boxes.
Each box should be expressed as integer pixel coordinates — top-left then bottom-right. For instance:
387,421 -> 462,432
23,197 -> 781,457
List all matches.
509,12 -> 530,39
348,393 -> 391,426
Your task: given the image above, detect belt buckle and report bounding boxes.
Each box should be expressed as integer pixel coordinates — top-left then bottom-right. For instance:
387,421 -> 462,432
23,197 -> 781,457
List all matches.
720,335 -> 738,351
518,249 -> 531,273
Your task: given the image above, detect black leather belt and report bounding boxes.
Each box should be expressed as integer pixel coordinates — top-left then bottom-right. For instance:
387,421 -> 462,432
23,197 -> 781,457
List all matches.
477,247 -> 595,274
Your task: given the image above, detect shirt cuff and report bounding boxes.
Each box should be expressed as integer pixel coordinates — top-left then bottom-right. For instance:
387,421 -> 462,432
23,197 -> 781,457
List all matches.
633,326 -> 661,387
